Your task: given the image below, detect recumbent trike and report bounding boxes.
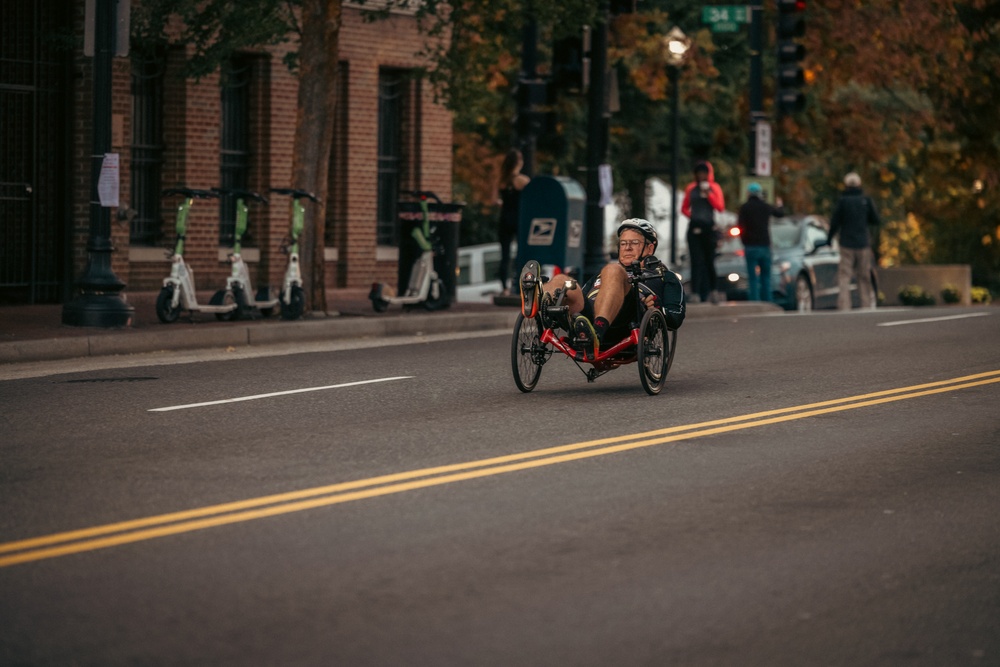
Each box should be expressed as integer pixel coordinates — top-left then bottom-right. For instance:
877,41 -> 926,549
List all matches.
511,259 -> 679,396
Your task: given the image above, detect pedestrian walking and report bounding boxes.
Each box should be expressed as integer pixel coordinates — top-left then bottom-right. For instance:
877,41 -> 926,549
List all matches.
497,149 -> 530,296
828,172 -> 880,310
681,161 -> 725,303
736,182 -> 785,302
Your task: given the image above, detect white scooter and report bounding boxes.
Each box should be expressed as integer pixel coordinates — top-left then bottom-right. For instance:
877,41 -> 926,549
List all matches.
269,187 -> 319,320
156,188 -> 240,323
369,190 -> 449,312
212,188 -> 279,320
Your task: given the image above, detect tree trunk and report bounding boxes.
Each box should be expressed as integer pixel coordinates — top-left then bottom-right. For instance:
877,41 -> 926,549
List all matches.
292,0 -> 341,314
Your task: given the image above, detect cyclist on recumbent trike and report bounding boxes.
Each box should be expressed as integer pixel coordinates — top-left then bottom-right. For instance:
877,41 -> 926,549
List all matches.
514,219 -> 685,395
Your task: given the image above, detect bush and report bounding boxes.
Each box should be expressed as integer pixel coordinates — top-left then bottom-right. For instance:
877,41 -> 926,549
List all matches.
940,283 -> 961,304
898,284 -> 936,306
971,286 -> 992,305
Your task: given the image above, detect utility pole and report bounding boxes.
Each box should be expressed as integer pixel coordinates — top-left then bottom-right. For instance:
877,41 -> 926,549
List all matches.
63,0 -> 133,327
583,0 -> 610,281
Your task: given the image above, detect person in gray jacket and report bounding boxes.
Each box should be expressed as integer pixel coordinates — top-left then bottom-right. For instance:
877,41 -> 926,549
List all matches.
828,172 -> 880,310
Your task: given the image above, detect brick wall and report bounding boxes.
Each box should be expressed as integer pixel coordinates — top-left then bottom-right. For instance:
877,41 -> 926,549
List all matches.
69,1 -> 453,297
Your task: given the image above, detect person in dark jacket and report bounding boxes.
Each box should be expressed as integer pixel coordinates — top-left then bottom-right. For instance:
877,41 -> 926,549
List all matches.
828,172 -> 880,310
736,182 -> 785,302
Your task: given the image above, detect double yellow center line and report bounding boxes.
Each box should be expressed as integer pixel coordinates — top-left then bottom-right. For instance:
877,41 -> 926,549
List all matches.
3,370 -> 999,569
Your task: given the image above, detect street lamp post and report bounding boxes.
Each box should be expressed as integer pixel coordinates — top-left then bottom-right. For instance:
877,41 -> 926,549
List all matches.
664,27 -> 690,268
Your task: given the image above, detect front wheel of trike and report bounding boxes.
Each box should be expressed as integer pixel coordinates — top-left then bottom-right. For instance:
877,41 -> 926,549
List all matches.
638,308 -> 670,395
511,313 -> 545,392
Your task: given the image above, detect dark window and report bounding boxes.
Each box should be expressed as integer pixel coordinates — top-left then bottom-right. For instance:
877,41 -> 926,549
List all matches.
220,56 -> 252,245
377,69 -> 408,247
130,48 -> 165,246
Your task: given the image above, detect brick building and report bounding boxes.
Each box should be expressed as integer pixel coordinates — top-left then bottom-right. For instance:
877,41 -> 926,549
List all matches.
0,0 -> 454,306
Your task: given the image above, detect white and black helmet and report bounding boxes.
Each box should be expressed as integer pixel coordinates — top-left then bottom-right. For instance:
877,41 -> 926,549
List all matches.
617,218 -> 657,247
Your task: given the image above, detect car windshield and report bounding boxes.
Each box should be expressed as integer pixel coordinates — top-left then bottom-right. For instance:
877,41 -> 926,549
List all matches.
770,219 -> 802,250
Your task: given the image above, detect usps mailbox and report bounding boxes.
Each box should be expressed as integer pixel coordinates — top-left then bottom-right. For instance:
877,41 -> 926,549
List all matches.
515,175 -> 586,277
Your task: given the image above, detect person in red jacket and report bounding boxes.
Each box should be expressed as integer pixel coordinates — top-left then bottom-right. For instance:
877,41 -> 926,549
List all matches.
681,161 -> 726,303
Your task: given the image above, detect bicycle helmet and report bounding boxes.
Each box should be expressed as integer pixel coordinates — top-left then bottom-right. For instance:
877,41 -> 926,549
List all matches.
617,218 -> 658,247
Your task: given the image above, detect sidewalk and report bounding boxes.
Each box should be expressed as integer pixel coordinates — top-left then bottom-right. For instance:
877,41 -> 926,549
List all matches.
0,290 -> 780,365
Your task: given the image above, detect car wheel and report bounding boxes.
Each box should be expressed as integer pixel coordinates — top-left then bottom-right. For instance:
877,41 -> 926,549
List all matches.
795,274 -> 814,312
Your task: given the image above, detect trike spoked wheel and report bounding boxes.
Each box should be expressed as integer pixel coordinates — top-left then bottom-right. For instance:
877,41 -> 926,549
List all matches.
511,313 -> 546,392
638,308 -> 670,395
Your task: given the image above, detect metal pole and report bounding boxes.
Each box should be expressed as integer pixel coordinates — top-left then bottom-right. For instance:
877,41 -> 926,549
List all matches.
518,5 -> 538,176
748,5 -> 764,175
669,65 -> 680,267
583,0 -> 610,281
62,0 -> 133,327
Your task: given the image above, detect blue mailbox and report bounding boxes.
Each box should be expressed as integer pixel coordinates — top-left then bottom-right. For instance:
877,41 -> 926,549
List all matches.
515,175 -> 586,276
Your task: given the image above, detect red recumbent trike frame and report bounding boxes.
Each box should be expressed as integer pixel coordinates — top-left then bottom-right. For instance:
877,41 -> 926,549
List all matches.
511,263 -> 678,395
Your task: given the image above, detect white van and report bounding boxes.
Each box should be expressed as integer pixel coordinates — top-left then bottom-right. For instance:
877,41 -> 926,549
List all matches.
456,242 -> 514,303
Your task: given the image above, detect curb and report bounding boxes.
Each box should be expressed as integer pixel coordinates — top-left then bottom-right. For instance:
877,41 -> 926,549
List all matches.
0,311 -> 522,364
0,302 -> 782,365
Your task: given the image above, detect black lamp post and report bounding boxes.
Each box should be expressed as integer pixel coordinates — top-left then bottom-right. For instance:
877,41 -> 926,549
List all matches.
62,0 -> 134,327
664,27 -> 691,268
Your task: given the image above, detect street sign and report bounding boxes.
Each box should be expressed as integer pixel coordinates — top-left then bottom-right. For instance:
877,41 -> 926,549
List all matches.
755,120 -> 772,176
702,5 -> 751,33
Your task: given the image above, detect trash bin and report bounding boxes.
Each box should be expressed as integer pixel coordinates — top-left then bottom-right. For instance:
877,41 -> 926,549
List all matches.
515,175 -> 586,277
397,197 -> 464,305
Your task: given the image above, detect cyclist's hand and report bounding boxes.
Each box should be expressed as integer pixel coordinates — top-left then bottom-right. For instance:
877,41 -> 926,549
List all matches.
642,293 -> 661,310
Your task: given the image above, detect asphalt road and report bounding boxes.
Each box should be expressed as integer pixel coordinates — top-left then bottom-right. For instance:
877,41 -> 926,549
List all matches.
2,307 -> 999,665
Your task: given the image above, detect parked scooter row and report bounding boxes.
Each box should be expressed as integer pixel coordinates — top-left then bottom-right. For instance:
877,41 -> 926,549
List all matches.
156,186 -> 317,323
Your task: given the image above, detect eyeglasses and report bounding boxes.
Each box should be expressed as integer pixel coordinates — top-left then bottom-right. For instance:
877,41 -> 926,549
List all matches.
618,240 -> 644,249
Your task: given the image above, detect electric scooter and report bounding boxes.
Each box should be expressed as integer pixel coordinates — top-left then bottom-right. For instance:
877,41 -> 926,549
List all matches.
369,190 -> 449,312
269,187 -> 319,320
213,187 -> 279,320
156,188 -> 240,323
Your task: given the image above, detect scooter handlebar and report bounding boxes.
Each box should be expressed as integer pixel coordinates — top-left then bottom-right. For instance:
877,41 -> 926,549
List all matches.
211,187 -> 268,204
162,187 -> 219,199
270,187 -> 320,203
403,190 -> 443,204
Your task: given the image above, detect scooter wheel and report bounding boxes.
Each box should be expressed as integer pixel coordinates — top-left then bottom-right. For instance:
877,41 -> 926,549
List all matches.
211,289 -> 238,321
155,286 -> 181,324
280,285 -> 305,320
423,279 -> 450,311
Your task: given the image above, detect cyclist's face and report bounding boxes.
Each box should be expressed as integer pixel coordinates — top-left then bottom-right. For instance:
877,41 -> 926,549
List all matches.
618,230 -> 651,264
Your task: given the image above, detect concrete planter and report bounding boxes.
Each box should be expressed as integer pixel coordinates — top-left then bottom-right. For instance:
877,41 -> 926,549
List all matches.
877,265 -> 971,306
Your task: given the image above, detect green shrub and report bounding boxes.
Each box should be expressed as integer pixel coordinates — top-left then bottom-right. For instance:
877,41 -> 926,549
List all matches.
971,286 -> 992,305
898,284 -> 936,306
940,283 -> 961,304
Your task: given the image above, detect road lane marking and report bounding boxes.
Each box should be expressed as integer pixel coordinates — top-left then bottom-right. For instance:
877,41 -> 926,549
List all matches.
147,376 -> 413,412
4,369 -> 1000,568
877,312 -> 991,327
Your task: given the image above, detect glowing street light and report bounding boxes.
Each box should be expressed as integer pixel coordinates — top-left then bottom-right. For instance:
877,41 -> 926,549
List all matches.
664,27 -> 691,265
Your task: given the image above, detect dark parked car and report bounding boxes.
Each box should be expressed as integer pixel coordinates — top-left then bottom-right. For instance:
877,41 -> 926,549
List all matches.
683,215 -> 878,311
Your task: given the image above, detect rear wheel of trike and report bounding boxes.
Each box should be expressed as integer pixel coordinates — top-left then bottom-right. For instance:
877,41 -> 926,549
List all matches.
638,308 -> 669,395
511,313 -> 545,392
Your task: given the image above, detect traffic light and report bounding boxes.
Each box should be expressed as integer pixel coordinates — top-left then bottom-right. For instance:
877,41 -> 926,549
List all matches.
776,0 -> 806,114
610,0 -> 637,15
551,28 -> 591,95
